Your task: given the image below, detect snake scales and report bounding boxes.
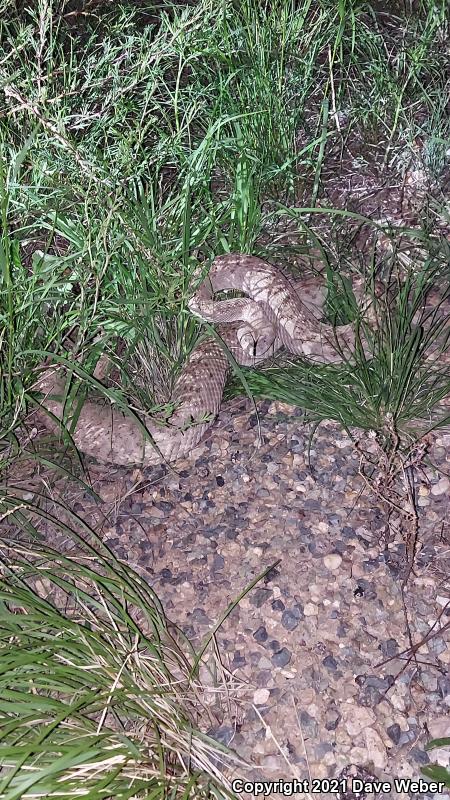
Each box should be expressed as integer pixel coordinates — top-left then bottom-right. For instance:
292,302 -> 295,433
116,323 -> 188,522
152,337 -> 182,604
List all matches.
35,254 -> 360,466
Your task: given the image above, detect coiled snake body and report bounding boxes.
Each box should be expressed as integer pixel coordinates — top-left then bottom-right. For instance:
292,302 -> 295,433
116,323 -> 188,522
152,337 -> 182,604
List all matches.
35,254 -> 357,466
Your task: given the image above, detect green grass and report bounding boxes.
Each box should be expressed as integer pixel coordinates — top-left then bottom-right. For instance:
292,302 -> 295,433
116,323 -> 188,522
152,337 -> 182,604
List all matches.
2,0 -> 448,192
422,740 -> 450,789
0,0 -> 447,466
0,501 -> 239,799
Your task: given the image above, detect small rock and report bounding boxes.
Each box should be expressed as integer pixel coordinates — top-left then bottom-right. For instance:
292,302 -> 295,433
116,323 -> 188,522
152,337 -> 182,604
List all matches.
155,500 -> 173,512
271,648 -> 291,667
148,506 -> 165,518
386,723 -> 401,744
255,671 -> 272,687
428,717 -> 450,740
363,557 -> 381,573
437,675 -> 450,700
410,747 -> 430,765
337,622 -> 350,637
322,655 -> 339,671
314,742 -> 333,758
428,637 -> 447,656
418,496 -> 430,507
251,588 -> 271,608
359,685 -> 383,707
379,638 -> 399,658
421,673 -> 438,692
398,729 -> 417,746
325,705 -> 341,731
359,674 -> 395,692
191,608 -> 211,625
207,725 -> 234,746
304,602 -> 318,616
416,545 -> 436,567
342,705 -> 376,736
212,554 -> 225,571
431,477 -> 449,496
364,727 -> 388,769
354,578 -> 377,600
323,553 -> 342,570
281,604 -> 304,631
253,688 -> 270,705
436,595 -> 450,607
231,652 -> 246,668
253,626 -> 268,644
299,710 -> 318,738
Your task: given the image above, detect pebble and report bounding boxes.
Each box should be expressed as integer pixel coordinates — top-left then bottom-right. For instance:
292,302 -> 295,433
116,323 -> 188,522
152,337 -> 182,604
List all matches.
354,578 -> 377,600
437,676 -> 450,700
325,705 -> 341,731
398,728 -> 417,746
253,688 -> 270,705
323,553 -> 343,570
436,595 -> 450,607
386,723 -> 401,744
431,477 -> 449,496
251,588 -> 271,608
299,710 -> 318,738
207,725 -> 234,747
271,648 -> 292,667
253,626 -> 268,643
304,602 -> 318,616
322,655 -> 339,671
281,605 -> 304,630
255,670 -> 272,687
379,638 -> 399,657
428,637 -> 447,655
428,717 -> 450,739
410,747 -> 430,765
364,727 -> 387,769
421,673 -> 438,692
342,705 -> 377,736
358,674 -> 395,692
148,506 -> 165,518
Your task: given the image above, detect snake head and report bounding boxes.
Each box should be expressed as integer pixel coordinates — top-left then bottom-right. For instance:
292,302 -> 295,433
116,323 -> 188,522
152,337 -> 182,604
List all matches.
237,324 -> 276,363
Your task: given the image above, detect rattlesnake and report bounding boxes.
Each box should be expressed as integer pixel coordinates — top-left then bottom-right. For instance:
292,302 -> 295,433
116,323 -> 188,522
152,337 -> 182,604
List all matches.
34,253 -> 360,467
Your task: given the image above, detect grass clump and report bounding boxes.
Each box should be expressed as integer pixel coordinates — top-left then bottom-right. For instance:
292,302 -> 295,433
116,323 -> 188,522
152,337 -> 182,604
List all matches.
227,231 -> 450,442
0,502 -> 238,799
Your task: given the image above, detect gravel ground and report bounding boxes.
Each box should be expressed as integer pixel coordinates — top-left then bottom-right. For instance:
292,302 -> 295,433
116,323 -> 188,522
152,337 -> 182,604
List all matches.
46,396 -> 450,800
